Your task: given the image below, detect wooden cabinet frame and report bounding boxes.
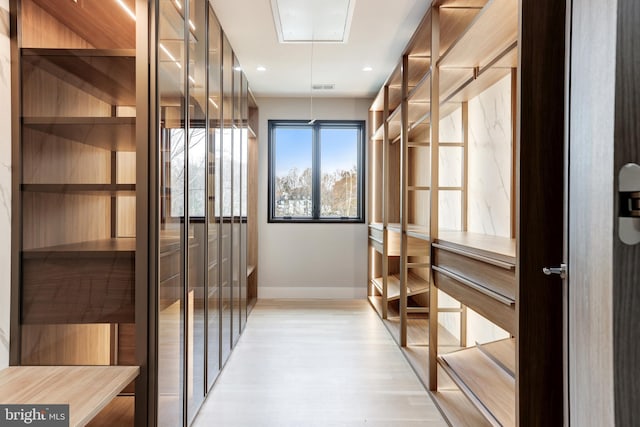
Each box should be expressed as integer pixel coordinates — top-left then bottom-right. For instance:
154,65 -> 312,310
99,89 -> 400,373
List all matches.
367,0 -> 565,425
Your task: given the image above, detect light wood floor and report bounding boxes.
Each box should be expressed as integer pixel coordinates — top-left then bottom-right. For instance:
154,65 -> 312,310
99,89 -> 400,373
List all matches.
193,299 -> 448,427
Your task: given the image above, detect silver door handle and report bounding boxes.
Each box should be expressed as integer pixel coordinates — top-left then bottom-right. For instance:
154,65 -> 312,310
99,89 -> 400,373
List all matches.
619,163 -> 640,245
543,263 -> 567,279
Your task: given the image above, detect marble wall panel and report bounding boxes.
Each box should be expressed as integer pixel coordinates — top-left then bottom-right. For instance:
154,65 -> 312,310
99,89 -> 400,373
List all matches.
468,74 -> 513,237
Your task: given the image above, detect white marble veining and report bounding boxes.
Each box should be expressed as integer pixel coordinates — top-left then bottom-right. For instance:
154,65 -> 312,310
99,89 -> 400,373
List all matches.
439,146 -> 462,188
468,74 -> 512,238
439,106 -> 462,143
438,190 -> 462,231
0,0 -> 11,369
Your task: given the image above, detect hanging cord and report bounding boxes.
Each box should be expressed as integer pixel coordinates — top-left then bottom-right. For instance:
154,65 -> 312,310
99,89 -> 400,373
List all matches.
309,35 -> 316,124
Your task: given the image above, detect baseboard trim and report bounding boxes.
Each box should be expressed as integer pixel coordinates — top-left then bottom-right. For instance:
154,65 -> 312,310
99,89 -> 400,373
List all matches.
258,286 -> 367,299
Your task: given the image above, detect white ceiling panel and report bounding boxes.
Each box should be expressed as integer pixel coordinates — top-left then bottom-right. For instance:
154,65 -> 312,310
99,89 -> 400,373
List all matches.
210,0 -> 430,98
272,0 -> 356,42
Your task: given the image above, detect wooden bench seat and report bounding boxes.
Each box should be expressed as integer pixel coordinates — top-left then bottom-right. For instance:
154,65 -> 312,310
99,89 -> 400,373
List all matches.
0,366 -> 139,427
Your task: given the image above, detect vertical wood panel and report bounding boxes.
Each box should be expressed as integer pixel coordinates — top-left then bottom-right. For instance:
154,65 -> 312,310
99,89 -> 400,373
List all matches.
21,63 -> 111,117
567,0 -> 617,424
429,6 -> 440,392
518,0 -> 566,425
614,0 -> 640,424
20,0 -> 92,49
21,324 -> 111,365
462,102 -> 468,231
22,129 -> 111,184
22,193 -> 110,249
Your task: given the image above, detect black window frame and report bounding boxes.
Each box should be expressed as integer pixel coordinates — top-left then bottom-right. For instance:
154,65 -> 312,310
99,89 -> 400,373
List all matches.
268,119 -> 366,223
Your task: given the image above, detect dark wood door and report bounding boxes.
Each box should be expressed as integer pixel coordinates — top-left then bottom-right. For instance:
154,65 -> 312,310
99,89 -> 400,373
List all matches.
613,0 -> 640,424
567,0 -> 640,424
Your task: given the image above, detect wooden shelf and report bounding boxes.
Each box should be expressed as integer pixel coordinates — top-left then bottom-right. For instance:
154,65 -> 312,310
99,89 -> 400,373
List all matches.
387,223 -> 430,241
387,223 -> 402,233
438,0 -> 518,69
22,183 -> 136,195
23,117 -> 136,152
31,0 -> 136,49
368,222 -> 384,231
441,44 -> 517,103
439,5 -> 486,55
23,49 -> 135,105
407,57 -> 432,89
370,65 -> 403,115
438,344 -> 515,427
409,71 -> 431,104
437,231 -> 515,264
23,238 -> 136,258
477,338 -> 515,378
385,224 -> 430,256
406,224 -> 430,241
0,366 -> 139,427
406,11 -> 432,58
371,273 -> 429,301
386,107 -> 402,142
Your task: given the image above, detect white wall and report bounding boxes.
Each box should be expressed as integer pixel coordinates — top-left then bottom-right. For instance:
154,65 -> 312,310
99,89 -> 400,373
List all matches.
0,0 -> 11,368
255,97 -> 370,299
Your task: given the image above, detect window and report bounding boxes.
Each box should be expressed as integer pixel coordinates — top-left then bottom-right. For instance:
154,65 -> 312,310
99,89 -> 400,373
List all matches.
268,120 -> 365,222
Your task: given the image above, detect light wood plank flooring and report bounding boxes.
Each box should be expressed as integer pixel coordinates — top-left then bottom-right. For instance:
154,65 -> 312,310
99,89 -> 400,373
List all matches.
193,299 -> 448,427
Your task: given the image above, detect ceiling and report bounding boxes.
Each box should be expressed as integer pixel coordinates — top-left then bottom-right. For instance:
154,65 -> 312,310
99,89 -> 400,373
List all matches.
210,0 -> 431,98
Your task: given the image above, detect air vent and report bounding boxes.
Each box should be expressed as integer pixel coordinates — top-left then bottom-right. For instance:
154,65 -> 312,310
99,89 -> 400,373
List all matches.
312,84 -> 335,90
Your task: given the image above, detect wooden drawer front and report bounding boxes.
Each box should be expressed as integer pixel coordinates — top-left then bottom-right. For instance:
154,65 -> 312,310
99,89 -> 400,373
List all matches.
433,269 -> 516,335
433,245 -> 516,301
387,231 -> 429,257
369,236 -> 383,253
407,235 -> 429,257
22,255 -> 135,324
369,226 -> 383,241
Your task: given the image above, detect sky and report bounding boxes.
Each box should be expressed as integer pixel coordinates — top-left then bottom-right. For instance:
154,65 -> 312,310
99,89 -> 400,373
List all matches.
274,126 -> 359,177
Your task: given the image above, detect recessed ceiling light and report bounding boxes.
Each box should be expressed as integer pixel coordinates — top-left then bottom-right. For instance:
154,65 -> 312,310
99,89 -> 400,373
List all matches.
363,66 -> 373,72
257,66 -> 267,72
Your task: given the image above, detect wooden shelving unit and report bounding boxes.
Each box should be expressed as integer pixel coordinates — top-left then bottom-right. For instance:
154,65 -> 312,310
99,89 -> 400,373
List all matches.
371,272 -> 429,301
12,1 -> 261,425
247,91 -> 259,311
368,0 -> 565,425
13,0 -> 141,423
438,340 -> 515,427
23,117 -> 136,151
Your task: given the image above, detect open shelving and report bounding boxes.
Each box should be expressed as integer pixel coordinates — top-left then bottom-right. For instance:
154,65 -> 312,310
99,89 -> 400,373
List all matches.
367,0 -> 564,425
12,1 -> 260,424
438,340 -> 516,427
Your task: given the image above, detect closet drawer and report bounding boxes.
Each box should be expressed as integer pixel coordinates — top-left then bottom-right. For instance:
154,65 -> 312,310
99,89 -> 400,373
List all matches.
369,236 -> 383,253
432,267 -> 516,335
433,243 -> 516,302
369,226 -> 383,242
